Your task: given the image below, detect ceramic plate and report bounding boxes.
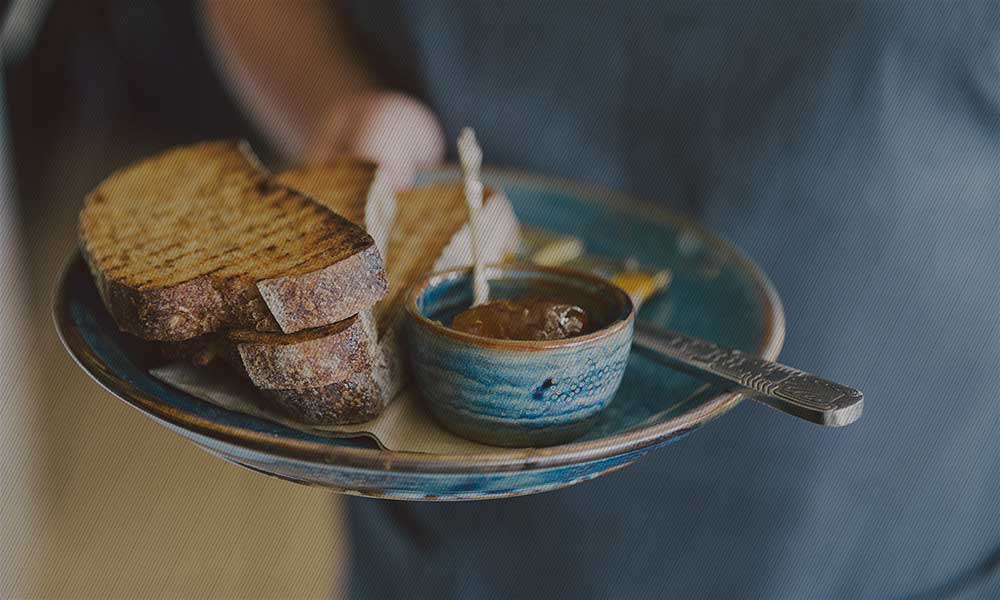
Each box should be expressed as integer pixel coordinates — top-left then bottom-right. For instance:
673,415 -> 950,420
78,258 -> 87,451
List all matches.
54,169 -> 784,501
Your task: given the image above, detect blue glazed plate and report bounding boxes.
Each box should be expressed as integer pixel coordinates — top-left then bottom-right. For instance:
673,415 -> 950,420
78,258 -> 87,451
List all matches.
54,169 -> 784,501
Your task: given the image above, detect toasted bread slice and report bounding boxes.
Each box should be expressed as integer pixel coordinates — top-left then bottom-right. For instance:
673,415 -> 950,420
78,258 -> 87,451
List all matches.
233,176 -> 519,424
171,166 -> 520,425
161,324 -> 387,426
80,141 -> 388,341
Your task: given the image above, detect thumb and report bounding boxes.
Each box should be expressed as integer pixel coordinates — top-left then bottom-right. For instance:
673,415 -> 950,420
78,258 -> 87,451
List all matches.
306,91 -> 445,190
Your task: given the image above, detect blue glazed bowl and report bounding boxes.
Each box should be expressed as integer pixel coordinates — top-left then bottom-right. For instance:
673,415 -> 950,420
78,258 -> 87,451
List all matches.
405,264 -> 635,447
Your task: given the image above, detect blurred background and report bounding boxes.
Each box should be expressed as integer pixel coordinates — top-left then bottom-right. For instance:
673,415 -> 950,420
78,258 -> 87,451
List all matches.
1,1 -> 345,597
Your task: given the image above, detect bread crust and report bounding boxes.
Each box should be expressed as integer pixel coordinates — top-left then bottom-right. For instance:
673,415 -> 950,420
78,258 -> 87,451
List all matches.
256,243 -> 387,333
162,333 -> 390,426
231,312 -> 374,390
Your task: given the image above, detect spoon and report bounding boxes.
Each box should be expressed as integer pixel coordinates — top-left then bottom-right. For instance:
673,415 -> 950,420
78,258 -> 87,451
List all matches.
632,321 -> 863,426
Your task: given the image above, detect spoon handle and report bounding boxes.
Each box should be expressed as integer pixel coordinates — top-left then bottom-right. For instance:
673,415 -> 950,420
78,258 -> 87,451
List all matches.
631,322 -> 863,426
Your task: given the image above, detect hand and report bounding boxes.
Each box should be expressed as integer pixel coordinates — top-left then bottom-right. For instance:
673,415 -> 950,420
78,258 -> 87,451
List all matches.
305,91 -> 446,190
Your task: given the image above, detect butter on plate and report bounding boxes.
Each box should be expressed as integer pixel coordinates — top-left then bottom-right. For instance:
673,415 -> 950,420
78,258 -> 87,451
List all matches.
514,226 -> 671,309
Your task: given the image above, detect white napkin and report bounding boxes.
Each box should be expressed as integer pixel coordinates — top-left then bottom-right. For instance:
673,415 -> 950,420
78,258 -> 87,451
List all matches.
150,362 -> 524,456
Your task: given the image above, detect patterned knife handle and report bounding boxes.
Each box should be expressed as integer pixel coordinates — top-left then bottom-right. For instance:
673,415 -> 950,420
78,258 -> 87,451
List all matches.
632,322 -> 863,426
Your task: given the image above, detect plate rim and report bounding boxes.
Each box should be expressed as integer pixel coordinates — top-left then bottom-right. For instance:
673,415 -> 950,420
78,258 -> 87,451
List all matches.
54,167 -> 785,475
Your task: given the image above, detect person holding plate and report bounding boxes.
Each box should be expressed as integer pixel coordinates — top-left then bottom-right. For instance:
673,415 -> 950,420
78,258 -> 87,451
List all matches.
202,2 -> 1000,598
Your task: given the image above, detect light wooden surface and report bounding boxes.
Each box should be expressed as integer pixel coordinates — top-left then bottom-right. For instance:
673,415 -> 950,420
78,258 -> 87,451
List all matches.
1,137 -> 347,599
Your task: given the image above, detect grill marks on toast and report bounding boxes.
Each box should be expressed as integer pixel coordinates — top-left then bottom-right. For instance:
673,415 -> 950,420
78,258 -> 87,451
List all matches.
79,141 -> 387,340
274,159 -> 376,226
88,181 -> 360,289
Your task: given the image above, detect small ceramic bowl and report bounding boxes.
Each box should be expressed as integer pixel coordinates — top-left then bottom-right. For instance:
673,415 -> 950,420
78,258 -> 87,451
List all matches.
405,264 -> 635,447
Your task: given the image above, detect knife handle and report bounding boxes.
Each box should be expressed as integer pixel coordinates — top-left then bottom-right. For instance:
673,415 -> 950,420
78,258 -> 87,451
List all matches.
632,323 -> 863,426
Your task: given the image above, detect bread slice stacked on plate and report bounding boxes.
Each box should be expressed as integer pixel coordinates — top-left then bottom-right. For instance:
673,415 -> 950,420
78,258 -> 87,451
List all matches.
270,164 -> 520,423
79,140 -> 520,425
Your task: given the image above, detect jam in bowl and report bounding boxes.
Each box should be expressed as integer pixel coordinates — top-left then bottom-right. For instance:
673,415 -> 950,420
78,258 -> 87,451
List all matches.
451,296 -> 592,340
405,264 -> 635,447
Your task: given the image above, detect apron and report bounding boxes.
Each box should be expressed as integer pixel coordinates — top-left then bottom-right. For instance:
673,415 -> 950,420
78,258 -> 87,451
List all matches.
338,2 -> 1000,597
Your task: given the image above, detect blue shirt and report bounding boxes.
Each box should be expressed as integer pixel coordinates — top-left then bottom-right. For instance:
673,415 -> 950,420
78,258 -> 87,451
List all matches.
339,2 -> 1000,597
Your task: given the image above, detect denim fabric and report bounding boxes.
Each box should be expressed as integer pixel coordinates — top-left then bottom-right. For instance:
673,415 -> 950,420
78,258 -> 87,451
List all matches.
339,2 -> 1000,597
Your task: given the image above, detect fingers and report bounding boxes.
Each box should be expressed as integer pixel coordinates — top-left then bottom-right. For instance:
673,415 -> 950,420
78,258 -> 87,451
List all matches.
305,91 -> 446,190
